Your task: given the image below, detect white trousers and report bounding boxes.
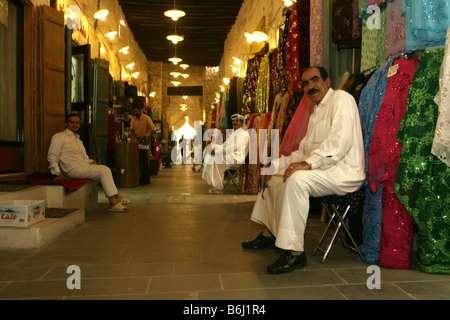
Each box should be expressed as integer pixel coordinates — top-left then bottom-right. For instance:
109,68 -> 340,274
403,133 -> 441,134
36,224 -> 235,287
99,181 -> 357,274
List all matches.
64,164 -> 118,198
251,169 -> 361,252
202,153 -> 241,191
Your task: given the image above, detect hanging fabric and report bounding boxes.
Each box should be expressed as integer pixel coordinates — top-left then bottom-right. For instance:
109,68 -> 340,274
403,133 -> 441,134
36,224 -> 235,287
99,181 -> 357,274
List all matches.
310,0 -> 323,66
368,58 -> 419,269
395,48 -> 450,274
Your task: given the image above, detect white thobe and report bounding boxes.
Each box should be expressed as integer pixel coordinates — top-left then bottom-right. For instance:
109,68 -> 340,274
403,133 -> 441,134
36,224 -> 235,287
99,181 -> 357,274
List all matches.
47,129 -> 118,198
251,89 -> 366,252
202,127 -> 249,190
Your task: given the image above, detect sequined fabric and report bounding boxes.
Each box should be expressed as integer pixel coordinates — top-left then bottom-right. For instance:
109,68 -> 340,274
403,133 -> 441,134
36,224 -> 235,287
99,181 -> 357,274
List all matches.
405,0 -> 450,52
357,60 -> 393,263
432,26 -> 450,167
285,3 -> 302,95
395,48 -> 450,274
310,0 -> 323,66
255,55 -> 270,114
242,54 -> 263,116
385,0 -> 406,60
368,59 -> 419,269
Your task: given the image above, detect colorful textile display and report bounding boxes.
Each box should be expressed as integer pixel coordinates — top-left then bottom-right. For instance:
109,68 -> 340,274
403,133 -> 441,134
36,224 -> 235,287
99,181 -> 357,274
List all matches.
395,48 -> 450,274
368,58 -> 419,269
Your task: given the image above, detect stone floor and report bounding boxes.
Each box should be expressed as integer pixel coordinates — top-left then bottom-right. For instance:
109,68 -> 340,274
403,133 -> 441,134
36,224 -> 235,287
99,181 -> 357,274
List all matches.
0,164 -> 448,302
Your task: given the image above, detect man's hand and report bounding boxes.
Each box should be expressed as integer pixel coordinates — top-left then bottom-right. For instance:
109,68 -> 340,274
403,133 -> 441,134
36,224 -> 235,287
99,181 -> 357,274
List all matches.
54,173 -> 68,181
283,161 -> 311,182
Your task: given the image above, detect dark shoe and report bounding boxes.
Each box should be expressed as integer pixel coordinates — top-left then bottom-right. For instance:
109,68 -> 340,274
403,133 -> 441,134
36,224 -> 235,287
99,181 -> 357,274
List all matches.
242,232 -> 275,249
267,251 -> 307,274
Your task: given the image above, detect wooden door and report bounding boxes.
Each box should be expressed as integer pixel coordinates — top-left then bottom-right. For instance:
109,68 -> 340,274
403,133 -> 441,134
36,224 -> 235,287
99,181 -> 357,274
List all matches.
92,58 -> 110,165
36,5 -> 65,172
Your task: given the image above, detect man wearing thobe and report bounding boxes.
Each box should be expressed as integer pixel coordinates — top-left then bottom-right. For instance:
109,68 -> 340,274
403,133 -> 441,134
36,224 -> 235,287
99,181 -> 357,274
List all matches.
48,113 -> 131,212
242,67 -> 365,274
130,104 -> 156,185
202,114 -> 250,194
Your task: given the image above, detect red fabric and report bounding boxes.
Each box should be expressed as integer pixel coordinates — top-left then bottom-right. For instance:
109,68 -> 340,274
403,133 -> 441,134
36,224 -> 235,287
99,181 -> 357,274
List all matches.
4,173 -> 90,192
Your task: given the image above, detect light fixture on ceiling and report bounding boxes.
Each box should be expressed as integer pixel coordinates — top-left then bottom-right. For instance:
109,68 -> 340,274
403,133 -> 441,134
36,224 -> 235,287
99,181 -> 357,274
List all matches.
171,81 -> 181,86
167,34 -> 184,44
219,85 -> 225,92
120,19 -> 126,26
244,31 -> 268,43
94,9 -> 109,21
181,74 -> 189,79
164,0 -> 185,21
233,57 -> 244,65
180,104 -> 187,111
180,64 -> 189,69
149,91 -> 156,97
223,77 -> 230,85
170,72 -> 182,78
105,31 -> 118,40
284,0 -> 297,6
126,62 -> 135,70
183,95 -> 188,100
119,46 -> 130,54
131,72 -> 140,79
169,57 -> 182,65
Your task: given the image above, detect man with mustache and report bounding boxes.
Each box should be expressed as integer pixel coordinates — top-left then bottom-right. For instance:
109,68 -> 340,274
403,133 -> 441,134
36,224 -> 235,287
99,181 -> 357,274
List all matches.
242,66 -> 365,274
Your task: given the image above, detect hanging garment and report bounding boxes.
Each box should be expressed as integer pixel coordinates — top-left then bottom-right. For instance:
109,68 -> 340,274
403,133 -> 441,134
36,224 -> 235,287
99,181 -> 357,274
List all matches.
385,0 -> 406,60
357,59 -> 393,264
432,26 -> 450,167
359,0 -> 387,74
310,0 -> 323,66
395,48 -> 450,274
332,0 -> 362,49
342,72 -> 369,104
405,0 -> 450,52
244,114 -> 263,194
279,93 -> 315,157
368,58 -> 419,269
220,85 -> 230,129
255,55 -> 270,114
242,54 -> 263,116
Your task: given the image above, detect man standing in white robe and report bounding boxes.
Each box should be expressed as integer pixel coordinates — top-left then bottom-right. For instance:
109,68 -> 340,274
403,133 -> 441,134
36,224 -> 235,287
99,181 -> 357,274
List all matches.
202,114 -> 249,194
242,67 -> 365,274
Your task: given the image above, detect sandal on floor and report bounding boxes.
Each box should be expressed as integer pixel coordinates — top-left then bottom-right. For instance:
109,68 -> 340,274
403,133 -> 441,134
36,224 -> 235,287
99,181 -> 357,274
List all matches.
120,197 -> 132,204
206,188 -> 222,194
108,203 -> 129,212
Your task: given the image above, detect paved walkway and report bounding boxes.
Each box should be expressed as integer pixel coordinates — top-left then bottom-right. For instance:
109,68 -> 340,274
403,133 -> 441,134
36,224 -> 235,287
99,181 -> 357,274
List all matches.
0,164 -> 448,301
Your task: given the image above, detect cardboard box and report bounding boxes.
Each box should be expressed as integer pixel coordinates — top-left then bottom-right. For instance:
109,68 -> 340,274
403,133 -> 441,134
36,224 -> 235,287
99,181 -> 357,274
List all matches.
0,200 -> 46,227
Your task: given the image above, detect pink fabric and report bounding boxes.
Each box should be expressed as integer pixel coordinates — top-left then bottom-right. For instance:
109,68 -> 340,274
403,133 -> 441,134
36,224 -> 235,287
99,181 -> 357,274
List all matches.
279,94 -> 315,157
310,0 -> 323,66
368,59 -> 419,269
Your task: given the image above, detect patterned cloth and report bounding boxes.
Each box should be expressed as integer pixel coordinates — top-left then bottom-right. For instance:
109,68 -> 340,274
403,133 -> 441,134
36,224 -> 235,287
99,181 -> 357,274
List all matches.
395,48 -> 450,274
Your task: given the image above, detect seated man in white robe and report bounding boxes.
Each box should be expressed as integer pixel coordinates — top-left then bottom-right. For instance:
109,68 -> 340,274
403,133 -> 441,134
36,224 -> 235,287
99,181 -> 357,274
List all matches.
202,114 -> 250,194
47,113 -> 131,212
242,67 -> 366,274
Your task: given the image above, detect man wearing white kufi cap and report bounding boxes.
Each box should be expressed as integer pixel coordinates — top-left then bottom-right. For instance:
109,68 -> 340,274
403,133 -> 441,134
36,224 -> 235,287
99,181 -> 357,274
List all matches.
202,113 -> 249,193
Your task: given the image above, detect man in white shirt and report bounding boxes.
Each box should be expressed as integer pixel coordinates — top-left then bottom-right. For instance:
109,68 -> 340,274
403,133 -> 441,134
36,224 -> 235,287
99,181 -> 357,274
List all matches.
202,114 -> 250,194
242,67 -> 365,274
47,113 -> 131,212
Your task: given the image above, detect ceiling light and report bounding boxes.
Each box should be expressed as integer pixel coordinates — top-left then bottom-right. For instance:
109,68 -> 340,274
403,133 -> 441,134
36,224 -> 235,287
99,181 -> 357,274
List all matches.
169,57 -> 182,65
244,31 -> 269,43
120,19 -> 126,26
164,9 -> 186,21
183,95 -> 188,100
180,64 -> 189,69
131,72 -> 139,79
181,74 -> 189,79
126,62 -> 135,70
119,46 -> 130,54
171,81 -> 181,86
219,86 -> 225,92
105,31 -> 117,40
223,77 -> 230,85
233,57 -> 244,65
284,0 -> 297,6
94,9 -> 109,21
166,34 -> 184,44
180,104 -> 187,111
231,65 -> 239,73
170,72 -> 182,78
149,92 -> 156,97
244,32 -> 254,43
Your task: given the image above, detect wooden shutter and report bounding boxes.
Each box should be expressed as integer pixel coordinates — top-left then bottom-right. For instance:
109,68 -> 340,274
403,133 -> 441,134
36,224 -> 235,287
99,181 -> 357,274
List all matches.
36,5 -> 65,172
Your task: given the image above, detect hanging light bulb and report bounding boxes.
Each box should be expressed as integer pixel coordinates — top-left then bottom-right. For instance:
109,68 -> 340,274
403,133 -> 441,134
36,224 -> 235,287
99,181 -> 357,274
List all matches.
131,72 -> 140,79
119,46 -> 130,54
171,81 -> 181,86
105,31 -> 118,40
223,77 -> 230,85
169,57 -> 182,65
180,104 -> 187,111
94,9 -> 109,21
170,72 -> 182,78
166,34 -> 184,44
252,31 -> 269,43
164,9 -> 185,21
183,95 -> 188,100
233,57 -> 244,65
126,62 -> 135,70
181,74 -> 189,79
149,92 -> 156,97
180,64 -> 189,69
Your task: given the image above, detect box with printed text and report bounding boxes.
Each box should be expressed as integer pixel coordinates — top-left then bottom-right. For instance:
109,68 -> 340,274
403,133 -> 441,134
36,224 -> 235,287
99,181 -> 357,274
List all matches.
0,200 -> 46,227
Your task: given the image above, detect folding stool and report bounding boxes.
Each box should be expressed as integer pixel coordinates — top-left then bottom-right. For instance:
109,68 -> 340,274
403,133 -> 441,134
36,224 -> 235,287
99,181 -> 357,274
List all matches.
223,168 -> 242,193
312,189 -> 365,263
